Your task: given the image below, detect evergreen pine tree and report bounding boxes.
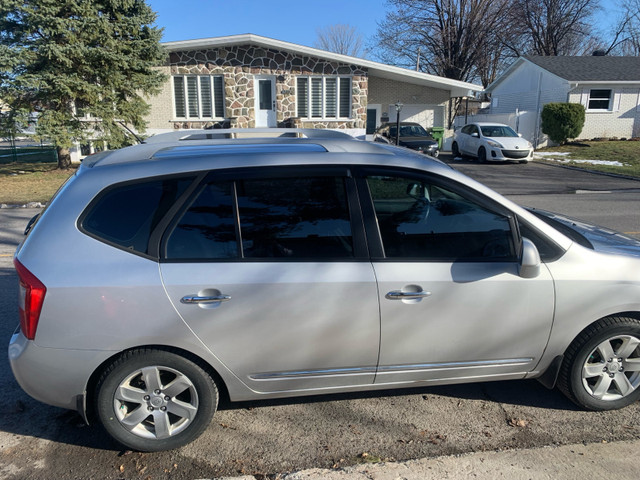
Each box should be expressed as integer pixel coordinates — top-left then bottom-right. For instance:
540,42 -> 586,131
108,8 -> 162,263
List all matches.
0,0 -> 166,167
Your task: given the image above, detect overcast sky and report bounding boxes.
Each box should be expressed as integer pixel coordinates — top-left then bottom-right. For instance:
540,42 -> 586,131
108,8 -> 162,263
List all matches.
148,0 -> 387,48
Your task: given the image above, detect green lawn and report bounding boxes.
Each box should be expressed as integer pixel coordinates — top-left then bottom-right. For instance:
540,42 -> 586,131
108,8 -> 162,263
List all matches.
534,141 -> 640,177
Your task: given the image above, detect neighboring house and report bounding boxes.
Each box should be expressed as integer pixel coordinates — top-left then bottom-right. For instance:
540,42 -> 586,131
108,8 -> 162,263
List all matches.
482,55 -> 640,147
143,34 -> 482,143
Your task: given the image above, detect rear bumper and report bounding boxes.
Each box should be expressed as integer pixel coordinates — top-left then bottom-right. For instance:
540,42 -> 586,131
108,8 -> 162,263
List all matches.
8,331 -> 112,412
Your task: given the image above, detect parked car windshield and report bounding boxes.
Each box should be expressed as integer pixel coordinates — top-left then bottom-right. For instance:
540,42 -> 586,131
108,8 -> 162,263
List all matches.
389,125 -> 430,138
480,125 -> 518,138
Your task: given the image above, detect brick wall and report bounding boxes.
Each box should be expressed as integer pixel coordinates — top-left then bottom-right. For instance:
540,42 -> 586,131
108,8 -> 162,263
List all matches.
569,88 -> 640,140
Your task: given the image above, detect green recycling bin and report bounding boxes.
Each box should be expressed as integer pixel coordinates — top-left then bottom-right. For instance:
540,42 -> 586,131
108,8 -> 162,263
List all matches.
430,127 -> 445,149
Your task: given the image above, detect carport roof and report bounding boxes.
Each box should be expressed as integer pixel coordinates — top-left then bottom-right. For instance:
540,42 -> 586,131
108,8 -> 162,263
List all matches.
162,33 -> 483,98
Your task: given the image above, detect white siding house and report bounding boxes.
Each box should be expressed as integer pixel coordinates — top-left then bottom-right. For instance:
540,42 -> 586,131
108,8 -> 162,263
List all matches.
483,56 -> 640,147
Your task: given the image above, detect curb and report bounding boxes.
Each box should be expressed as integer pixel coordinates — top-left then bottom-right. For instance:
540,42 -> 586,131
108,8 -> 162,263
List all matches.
531,159 -> 640,183
207,439 -> 640,480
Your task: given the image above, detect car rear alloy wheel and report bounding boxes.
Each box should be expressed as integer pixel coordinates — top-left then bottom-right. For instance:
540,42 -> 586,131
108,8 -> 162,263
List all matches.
559,317 -> 640,410
96,349 -> 218,451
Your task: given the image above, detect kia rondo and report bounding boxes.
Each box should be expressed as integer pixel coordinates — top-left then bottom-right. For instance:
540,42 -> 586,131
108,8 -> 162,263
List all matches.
9,129 -> 640,452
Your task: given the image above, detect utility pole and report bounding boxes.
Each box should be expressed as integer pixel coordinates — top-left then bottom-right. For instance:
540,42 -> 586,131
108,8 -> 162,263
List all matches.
416,47 -> 421,71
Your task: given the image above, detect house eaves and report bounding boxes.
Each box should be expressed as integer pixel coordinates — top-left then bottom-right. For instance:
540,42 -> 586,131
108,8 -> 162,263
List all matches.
163,33 -> 483,98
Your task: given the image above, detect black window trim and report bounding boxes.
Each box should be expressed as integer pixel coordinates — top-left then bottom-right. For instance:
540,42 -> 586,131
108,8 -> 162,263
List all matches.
159,165 -> 370,263
354,166 -> 521,263
78,173 -> 201,261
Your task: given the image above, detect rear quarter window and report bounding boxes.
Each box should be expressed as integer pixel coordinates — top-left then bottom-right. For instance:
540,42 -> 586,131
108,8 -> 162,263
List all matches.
81,176 -> 194,256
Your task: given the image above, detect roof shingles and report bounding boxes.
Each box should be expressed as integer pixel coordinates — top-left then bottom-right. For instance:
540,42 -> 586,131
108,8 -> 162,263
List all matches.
524,55 -> 640,82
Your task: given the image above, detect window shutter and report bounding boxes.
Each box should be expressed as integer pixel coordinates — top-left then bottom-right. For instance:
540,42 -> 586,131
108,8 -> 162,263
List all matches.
613,91 -> 621,112
580,89 -> 588,108
339,78 -> 351,118
200,76 -> 212,118
214,76 -> 225,118
186,77 -> 199,117
637,89 -> 640,112
297,77 -> 308,117
173,77 -> 186,118
311,78 -> 322,118
325,78 -> 337,117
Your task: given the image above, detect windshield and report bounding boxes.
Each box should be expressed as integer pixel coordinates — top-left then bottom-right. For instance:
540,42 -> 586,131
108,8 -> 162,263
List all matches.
480,125 -> 518,138
389,125 -> 429,137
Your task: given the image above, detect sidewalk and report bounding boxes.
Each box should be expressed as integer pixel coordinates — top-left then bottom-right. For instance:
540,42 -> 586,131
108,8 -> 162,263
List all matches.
213,439 -> 640,480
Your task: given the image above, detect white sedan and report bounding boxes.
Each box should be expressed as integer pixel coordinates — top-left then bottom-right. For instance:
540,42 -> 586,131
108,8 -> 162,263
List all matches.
453,122 -> 533,163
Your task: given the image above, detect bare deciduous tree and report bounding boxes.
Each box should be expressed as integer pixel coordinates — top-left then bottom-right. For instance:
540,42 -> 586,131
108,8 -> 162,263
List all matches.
374,0 -> 511,86
314,24 -> 365,57
603,0 -> 640,55
503,0 -> 599,56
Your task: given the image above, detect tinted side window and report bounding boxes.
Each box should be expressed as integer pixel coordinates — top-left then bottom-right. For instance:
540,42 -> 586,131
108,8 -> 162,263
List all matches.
238,177 -> 353,258
166,182 -> 237,259
164,176 -> 355,260
82,177 -> 194,255
367,176 -> 515,261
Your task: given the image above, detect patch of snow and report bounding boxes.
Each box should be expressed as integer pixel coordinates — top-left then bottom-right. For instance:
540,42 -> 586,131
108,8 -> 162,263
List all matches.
534,151 -> 571,158
534,152 -> 626,167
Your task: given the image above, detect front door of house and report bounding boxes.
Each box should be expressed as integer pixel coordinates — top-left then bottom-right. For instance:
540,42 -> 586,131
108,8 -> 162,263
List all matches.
254,76 -> 276,127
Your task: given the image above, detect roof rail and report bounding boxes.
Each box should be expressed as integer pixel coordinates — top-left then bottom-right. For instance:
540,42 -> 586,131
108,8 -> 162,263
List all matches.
143,128 -> 356,144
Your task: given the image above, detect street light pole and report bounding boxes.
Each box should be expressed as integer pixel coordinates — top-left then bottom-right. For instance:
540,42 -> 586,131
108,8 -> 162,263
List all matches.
394,101 -> 403,146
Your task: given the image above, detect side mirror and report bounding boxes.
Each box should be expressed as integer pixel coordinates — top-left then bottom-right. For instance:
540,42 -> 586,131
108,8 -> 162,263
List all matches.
471,132 -> 479,138
519,237 -> 541,278
518,133 -> 523,137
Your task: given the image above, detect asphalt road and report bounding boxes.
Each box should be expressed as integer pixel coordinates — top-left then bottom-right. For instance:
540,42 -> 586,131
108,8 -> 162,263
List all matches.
1,161 -> 640,479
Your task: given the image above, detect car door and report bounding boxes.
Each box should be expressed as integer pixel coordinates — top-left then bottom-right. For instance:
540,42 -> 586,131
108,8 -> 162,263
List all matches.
463,124 -> 481,156
457,125 -> 472,155
159,168 -> 380,394
359,170 -> 555,384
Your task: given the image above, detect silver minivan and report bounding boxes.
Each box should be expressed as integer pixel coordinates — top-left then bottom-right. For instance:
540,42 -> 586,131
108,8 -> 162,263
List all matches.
9,129 -> 640,451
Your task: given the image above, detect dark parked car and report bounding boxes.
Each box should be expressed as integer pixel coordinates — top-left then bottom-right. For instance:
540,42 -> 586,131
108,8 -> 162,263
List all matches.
373,122 -> 439,157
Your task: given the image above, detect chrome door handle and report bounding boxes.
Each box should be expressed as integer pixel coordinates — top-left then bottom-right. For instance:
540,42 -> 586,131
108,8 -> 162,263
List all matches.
385,290 -> 432,300
181,294 -> 231,304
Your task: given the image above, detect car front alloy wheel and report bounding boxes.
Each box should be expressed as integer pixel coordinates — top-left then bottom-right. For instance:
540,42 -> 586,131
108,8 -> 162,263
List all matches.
559,317 -> 640,410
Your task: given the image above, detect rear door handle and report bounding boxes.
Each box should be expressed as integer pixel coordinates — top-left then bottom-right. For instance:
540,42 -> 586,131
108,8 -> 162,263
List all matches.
385,290 -> 432,300
181,294 -> 231,304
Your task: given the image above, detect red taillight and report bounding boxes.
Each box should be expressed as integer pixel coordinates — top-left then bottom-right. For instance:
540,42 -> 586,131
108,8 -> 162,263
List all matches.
14,258 -> 47,340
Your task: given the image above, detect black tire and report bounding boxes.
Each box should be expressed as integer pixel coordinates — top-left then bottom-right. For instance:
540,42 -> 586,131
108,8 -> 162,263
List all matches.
451,142 -> 460,158
558,316 -> 640,411
95,349 -> 218,451
478,147 -> 487,163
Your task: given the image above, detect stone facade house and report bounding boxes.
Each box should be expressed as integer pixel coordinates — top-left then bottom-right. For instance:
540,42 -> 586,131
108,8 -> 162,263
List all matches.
483,55 -> 640,146
143,34 -> 482,141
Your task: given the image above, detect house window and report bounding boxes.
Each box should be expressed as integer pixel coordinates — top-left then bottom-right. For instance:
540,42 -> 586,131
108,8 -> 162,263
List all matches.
296,77 -> 351,119
588,89 -> 612,110
173,75 -> 225,119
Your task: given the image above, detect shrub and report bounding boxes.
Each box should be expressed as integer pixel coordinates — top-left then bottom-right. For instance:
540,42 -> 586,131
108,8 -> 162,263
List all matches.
541,103 -> 586,144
